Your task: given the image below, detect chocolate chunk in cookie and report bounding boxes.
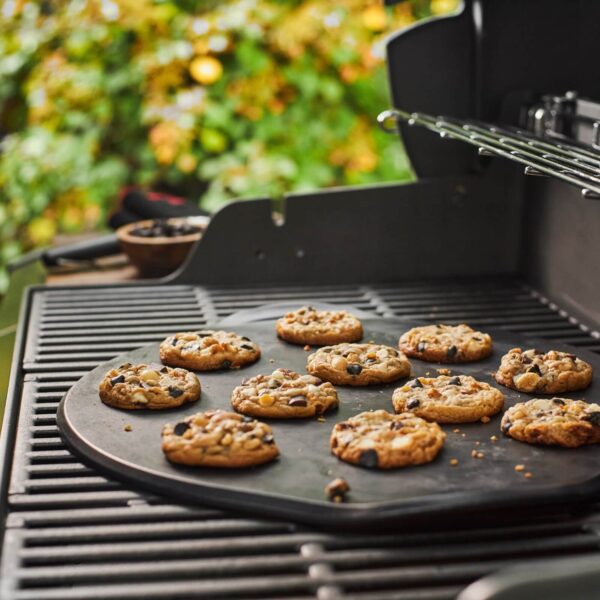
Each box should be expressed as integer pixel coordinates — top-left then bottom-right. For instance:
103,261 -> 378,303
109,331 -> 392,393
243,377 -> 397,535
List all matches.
392,375 -> 504,423
99,363 -> 200,410
501,398 -> 600,447
330,410 -> 445,469
495,347 -> 592,394
399,324 -> 492,363
276,306 -> 363,346
160,330 -> 260,371
231,368 -> 338,418
307,343 -> 410,386
161,410 -> 279,467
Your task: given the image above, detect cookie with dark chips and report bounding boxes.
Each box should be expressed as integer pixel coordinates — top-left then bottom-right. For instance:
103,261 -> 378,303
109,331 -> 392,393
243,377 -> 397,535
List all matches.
231,368 -> 338,418
330,410 -> 445,469
307,343 -> 411,386
495,347 -> 593,393
399,324 -> 492,363
161,410 -> 279,467
501,398 -> 600,447
99,362 -> 200,410
276,306 -> 363,346
392,375 -> 504,423
160,330 -> 260,371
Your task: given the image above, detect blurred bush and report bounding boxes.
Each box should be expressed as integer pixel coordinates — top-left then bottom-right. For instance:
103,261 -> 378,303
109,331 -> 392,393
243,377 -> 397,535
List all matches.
0,0 -> 459,292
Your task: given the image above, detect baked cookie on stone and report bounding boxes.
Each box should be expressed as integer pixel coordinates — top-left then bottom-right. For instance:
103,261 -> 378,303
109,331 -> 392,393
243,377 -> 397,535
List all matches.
392,375 -> 504,423
501,398 -> 600,447
399,324 -> 492,363
162,410 -> 279,467
276,306 -> 363,346
231,368 -> 338,418
494,347 -> 593,394
307,343 -> 410,386
99,362 -> 200,410
160,330 -> 260,371
330,410 -> 445,469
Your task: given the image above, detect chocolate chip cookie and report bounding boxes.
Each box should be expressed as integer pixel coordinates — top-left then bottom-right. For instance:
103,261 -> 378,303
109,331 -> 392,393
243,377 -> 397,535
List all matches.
392,375 -> 504,423
501,398 -> 600,447
307,343 -> 411,386
231,368 -> 338,418
160,330 -> 260,371
276,306 -> 363,346
330,410 -> 445,469
494,348 -> 593,393
162,410 -> 279,467
399,324 -> 492,363
99,362 -> 200,410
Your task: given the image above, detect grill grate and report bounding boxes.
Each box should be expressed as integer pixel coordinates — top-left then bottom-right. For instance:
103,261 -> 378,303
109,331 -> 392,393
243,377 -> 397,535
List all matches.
2,279 -> 600,599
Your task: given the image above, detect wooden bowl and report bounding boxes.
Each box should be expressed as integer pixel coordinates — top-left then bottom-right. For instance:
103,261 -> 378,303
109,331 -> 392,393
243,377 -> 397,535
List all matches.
116,217 -> 208,277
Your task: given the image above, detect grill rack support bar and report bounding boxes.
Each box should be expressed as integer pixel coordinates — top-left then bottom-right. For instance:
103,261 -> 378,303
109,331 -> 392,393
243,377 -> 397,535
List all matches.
377,108 -> 600,199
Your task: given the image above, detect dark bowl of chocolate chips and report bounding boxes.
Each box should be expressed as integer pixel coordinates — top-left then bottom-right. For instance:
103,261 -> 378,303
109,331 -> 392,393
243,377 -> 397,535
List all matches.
117,217 -> 208,277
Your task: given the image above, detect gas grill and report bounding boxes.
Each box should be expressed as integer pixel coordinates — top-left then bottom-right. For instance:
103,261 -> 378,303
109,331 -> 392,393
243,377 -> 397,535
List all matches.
2,0 -> 600,598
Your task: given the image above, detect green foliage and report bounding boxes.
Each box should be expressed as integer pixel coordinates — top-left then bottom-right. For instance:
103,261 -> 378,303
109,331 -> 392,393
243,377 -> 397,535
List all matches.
0,0 -> 458,293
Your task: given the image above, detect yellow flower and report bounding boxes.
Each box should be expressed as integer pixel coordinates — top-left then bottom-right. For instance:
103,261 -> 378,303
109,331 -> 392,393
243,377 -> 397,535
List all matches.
430,0 -> 460,16
177,153 -> 197,173
362,5 -> 387,31
190,56 -> 223,85
27,217 -> 57,246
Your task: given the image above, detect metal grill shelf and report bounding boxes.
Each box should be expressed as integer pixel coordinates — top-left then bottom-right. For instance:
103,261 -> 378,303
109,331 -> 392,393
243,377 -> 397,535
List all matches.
378,109 -> 600,199
2,279 -> 600,599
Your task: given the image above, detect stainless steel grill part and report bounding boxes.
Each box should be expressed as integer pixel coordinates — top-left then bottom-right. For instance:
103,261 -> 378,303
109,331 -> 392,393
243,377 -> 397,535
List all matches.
377,109 -> 600,199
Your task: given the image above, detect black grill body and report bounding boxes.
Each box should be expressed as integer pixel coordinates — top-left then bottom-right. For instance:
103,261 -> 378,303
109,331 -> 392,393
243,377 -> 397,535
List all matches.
2,0 -> 600,597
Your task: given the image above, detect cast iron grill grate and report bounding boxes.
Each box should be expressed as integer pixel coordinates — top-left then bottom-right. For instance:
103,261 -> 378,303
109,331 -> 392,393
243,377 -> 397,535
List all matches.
2,279 -> 600,599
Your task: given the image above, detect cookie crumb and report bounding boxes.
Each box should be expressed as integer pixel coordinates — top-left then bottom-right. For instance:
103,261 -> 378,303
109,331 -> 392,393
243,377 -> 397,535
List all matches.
453,428 -> 461,433
461,433 -> 466,437
437,368 -> 452,376
490,435 -> 498,442
123,424 -> 133,432
317,417 -> 326,423
472,450 -> 484,459
268,358 -> 275,363
325,477 -> 350,503
480,416 -> 491,424
449,458 -> 459,466
303,345 -> 311,351
514,464 -> 525,472
524,472 -> 533,479
474,441 -> 481,446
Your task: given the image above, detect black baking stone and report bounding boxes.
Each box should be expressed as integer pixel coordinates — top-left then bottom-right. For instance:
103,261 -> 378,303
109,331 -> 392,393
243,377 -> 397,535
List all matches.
57,318 -> 600,528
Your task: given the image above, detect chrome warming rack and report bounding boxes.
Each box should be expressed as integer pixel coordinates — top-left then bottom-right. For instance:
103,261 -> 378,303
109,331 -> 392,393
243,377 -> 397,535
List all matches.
378,108 -> 600,199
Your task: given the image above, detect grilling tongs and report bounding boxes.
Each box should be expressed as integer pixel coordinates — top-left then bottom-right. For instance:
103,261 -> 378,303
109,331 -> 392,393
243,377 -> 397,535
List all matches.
377,108 -> 600,199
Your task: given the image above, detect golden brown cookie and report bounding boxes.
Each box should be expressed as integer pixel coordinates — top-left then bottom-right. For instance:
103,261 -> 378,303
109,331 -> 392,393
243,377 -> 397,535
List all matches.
392,375 -> 504,423
231,368 -> 338,418
307,343 -> 411,386
161,410 -> 279,467
160,330 -> 260,371
276,306 -> 363,346
330,410 -> 445,469
99,362 -> 200,410
501,398 -> 600,447
399,324 -> 492,363
494,347 -> 593,394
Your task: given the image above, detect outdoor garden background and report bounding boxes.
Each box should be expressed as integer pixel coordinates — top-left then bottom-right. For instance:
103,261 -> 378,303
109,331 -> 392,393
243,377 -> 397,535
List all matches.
0,0 -> 459,294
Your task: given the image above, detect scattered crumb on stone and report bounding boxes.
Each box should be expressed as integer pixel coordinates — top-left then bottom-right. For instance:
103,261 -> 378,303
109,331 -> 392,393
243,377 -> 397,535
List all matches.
524,472 -> 533,479
123,424 -> 133,432
480,416 -> 491,424
515,464 -> 525,472
490,435 -> 498,442
461,433 -> 467,437
325,477 -> 350,502
268,358 -> 275,363
474,441 -> 481,446
449,458 -> 459,466
453,428 -> 461,433
317,417 -> 326,423
472,450 -> 484,459
303,345 -> 311,351
437,368 -> 452,376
